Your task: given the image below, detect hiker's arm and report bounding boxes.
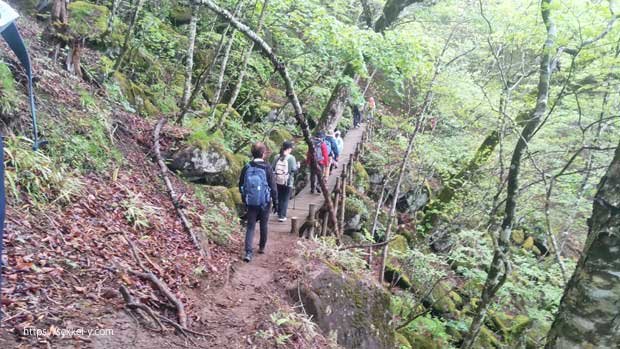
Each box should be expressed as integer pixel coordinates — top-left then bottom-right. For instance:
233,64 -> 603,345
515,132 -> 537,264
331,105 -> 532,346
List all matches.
266,166 -> 278,206
238,165 -> 247,201
289,156 -> 298,173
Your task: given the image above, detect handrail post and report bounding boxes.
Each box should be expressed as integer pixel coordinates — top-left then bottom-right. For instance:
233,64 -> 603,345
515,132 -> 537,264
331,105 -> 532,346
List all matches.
307,203 -> 317,239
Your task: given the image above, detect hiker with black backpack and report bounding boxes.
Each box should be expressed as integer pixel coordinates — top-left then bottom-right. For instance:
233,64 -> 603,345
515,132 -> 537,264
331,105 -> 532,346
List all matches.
239,142 -> 278,262
272,141 -> 297,222
307,131 -> 329,194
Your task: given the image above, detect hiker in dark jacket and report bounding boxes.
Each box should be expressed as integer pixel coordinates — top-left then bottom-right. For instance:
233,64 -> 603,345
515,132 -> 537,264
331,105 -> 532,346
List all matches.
353,105 -> 362,128
239,142 -> 278,262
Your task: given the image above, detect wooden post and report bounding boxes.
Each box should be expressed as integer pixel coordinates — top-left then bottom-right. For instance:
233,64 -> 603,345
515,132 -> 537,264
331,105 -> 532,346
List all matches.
340,170 -> 347,234
332,177 -> 343,237
290,217 -> 299,235
307,203 -> 317,239
348,154 -> 354,184
321,209 -> 329,236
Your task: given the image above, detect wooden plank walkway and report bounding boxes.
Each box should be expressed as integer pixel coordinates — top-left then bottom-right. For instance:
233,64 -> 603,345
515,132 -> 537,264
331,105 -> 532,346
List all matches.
270,125 -> 366,234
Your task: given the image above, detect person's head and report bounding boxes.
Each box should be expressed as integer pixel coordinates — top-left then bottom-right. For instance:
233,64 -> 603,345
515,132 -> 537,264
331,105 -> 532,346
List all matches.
316,130 -> 325,139
280,141 -> 294,157
328,129 -> 336,137
334,130 -> 341,138
251,142 -> 267,159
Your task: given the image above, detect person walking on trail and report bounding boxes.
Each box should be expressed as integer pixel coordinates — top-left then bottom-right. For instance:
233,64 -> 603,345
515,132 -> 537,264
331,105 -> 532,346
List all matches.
307,131 -> 329,194
239,142 -> 278,262
367,96 -> 376,120
352,105 -> 362,128
325,129 -> 340,173
272,141 -> 297,222
334,130 -> 344,156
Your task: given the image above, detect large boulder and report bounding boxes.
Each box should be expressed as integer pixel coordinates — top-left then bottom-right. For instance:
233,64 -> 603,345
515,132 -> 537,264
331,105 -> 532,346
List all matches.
294,268 -> 394,349
169,143 -> 244,187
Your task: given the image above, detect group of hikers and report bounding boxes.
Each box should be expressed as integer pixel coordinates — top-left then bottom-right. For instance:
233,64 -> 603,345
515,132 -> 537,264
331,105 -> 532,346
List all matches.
238,96 -> 376,262
237,129 -> 344,262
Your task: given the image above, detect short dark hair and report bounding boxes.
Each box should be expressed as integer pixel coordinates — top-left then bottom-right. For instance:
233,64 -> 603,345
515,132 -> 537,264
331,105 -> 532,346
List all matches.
251,142 -> 267,159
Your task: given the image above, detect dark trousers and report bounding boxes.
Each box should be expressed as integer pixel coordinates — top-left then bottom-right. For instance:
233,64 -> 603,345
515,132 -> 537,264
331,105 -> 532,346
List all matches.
245,205 -> 270,254
310,165 -> 324,192
277,184 -> 291,218
353,113 -> 361,127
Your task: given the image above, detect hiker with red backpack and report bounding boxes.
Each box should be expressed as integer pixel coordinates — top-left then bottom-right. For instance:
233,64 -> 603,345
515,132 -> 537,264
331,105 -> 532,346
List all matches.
272,141 -> 297,222
307,131 -> 329,194
239,142 -> 278,262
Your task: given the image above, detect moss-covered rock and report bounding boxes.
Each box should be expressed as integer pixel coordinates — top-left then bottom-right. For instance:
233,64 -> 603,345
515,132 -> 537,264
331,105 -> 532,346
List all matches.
389,235 -> 409,257
522,236 -> 535,250
511,229 -> 526,244
68,2 -> 109,39
294,267 -> 394,349
474,326 -> 501,348
510,314 -> 532,336
198,186 -> 236,211
395,332 -> 412,349
429,280 -> 459,315
170,4 -> 192,25
269,128 -> 293,147
352,161 -> 370,193
384,263 -> 412,289
226,187 -> 243,211
169,136 -> 244,187
344,194 -> 370,232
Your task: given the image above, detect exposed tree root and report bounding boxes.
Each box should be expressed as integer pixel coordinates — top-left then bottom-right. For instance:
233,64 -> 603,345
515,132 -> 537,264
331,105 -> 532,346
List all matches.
153,117 -> 206,258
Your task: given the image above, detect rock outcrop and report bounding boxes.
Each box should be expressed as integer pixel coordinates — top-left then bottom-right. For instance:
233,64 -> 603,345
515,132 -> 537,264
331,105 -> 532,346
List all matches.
294,267 -> 394,349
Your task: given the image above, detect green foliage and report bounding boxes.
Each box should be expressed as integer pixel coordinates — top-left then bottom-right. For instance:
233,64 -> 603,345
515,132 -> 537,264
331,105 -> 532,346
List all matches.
0,61 -> 19,117
67,1 -> 109,39
299,237 -> 366,273
5,137 -> 83,206
199,201 -> 239,245
47,113 -> 122,173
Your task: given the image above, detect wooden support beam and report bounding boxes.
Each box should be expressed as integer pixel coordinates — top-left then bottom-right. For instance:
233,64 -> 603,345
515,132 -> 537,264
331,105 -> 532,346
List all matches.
290,217 -> 299,235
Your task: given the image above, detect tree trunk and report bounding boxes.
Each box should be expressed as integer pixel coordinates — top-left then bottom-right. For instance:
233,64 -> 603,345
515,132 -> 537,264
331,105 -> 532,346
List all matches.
545,142 -> 620,349
180,4 -> 199,111
177,1 -> 243,124
111,0 -> 146,75
316,63 -> 355,131
198,0 -> 341,238
378,113 -> 424,282
106,0 -> 120,35
216,0 -> 269,130
422,130 -> 500,230
373,0 -> 424,33
208,27 -> 237,120
461,1 -> 556,348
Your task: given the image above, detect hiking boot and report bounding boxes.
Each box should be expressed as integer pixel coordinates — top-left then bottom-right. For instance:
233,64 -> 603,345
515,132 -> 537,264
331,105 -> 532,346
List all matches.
278,217 -> 287,222
310,188 -> 315,194
243,252 -> 253,262
258,248 -> 265,254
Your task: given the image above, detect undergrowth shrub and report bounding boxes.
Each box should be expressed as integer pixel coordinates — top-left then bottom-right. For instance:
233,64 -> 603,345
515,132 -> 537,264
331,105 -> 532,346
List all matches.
121,193 -> 158,229
48,112 -> 122,173
200,202 -> 239,245
4,136 -> 82,205
0,61 -> 19,120
299,237 -> 366,272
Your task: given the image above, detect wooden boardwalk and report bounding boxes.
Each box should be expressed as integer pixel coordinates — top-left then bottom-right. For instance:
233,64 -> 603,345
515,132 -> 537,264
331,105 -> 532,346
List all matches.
271,125 -> 366,235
